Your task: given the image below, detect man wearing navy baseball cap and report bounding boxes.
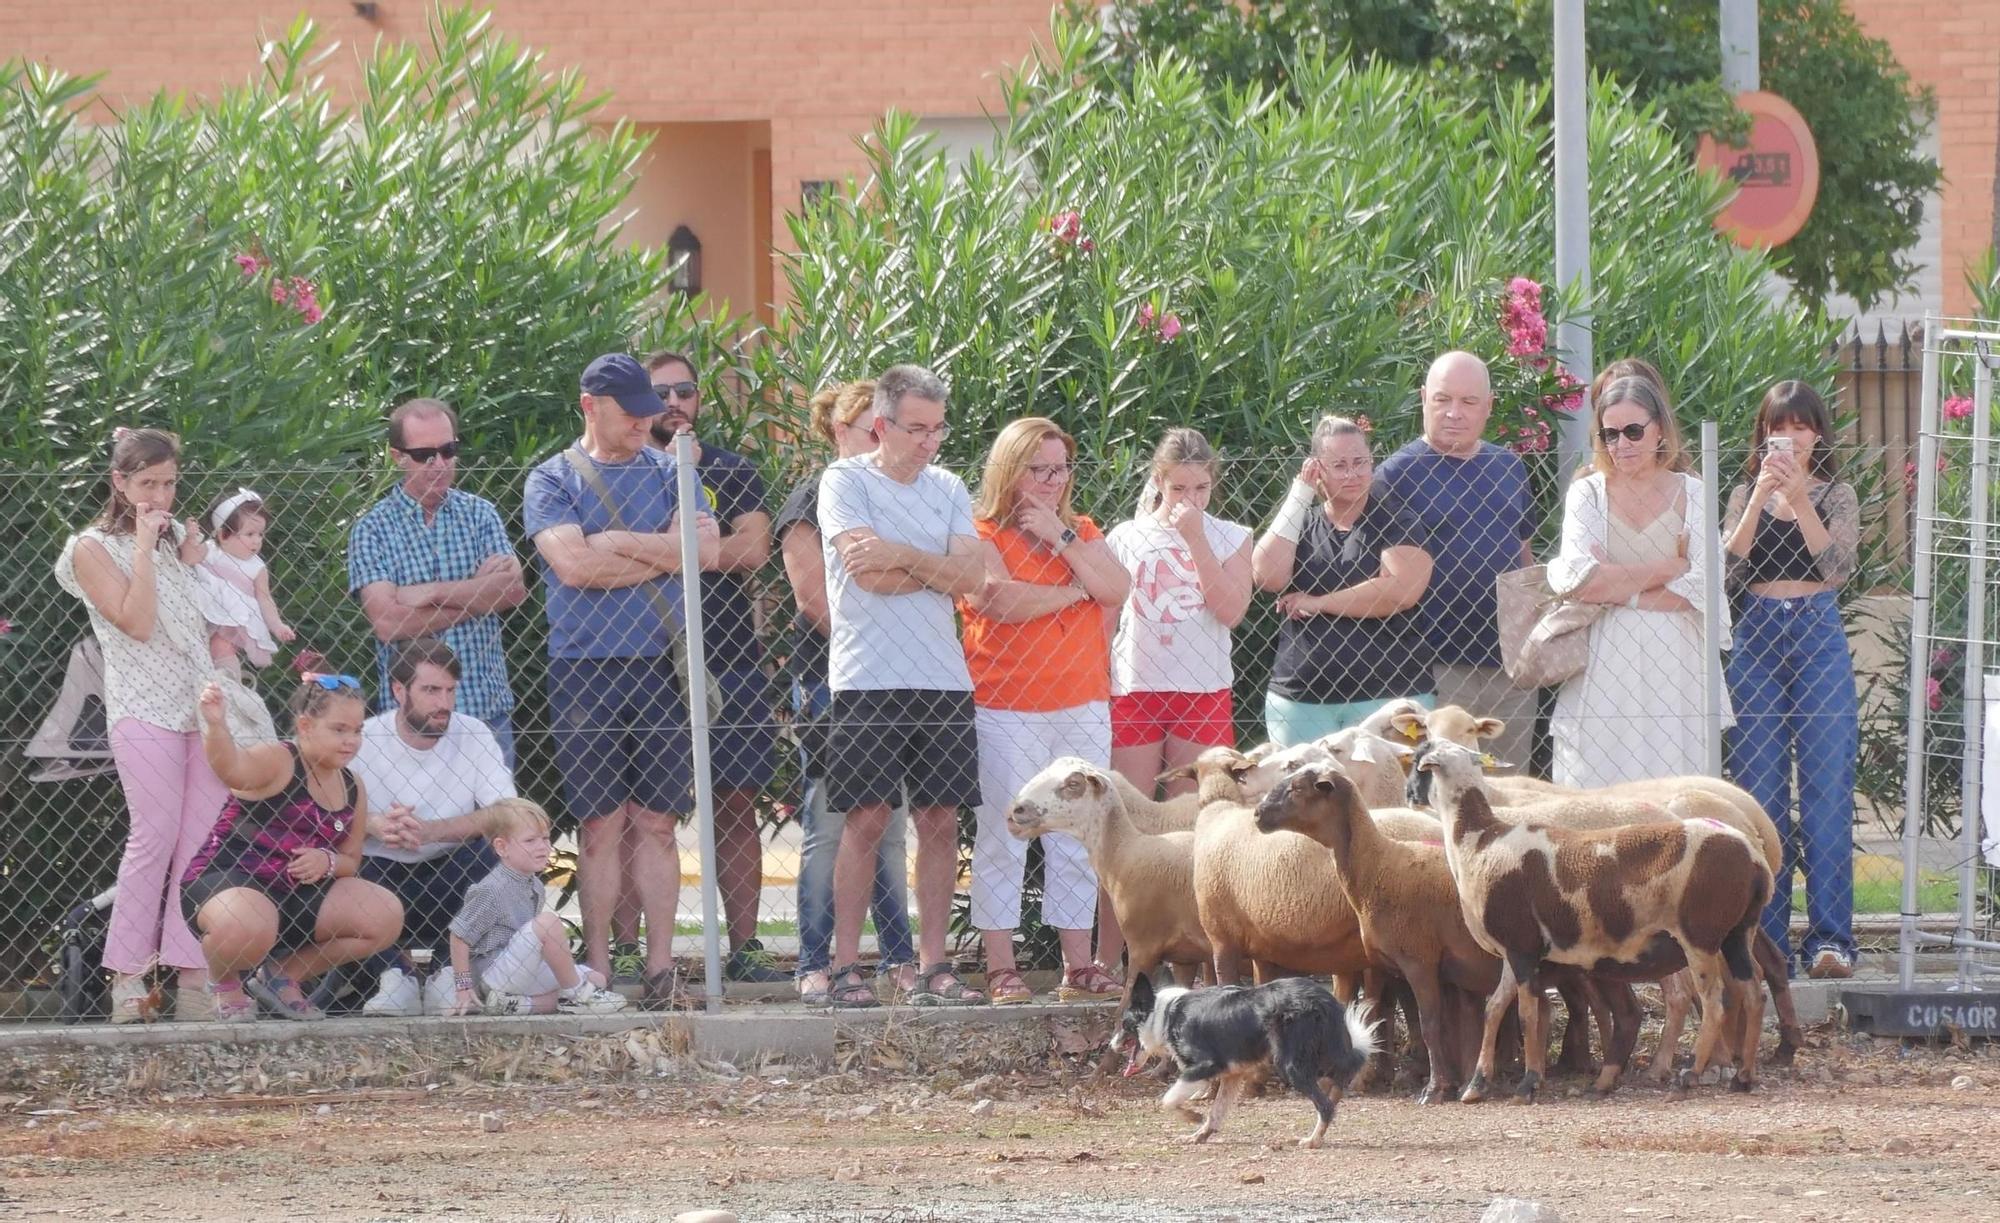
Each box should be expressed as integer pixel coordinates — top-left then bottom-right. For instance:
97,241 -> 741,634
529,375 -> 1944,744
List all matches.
520,352 -> 719,1008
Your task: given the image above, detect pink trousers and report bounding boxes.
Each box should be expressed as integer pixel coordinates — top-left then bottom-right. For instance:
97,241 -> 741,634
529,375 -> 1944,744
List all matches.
106,719 -> 230,973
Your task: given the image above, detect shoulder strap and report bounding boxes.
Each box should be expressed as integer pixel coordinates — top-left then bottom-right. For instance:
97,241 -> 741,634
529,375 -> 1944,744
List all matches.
561,447 -> 683,630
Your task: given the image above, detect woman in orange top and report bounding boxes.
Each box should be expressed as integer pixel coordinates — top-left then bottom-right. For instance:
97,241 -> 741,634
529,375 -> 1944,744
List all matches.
961,418 -> 1131,1004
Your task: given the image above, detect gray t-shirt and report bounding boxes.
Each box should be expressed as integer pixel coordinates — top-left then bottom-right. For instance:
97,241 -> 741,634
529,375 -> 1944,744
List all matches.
449,863 -> 545,974
817,455 -> 976,693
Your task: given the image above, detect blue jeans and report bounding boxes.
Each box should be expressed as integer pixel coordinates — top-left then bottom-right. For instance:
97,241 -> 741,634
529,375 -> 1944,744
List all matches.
793,681 -> 915,976
484,711 -> 517,773
1725,591 -> 1859,969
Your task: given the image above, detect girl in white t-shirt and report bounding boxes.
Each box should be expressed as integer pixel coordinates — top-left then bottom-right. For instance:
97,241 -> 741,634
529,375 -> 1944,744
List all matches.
195,489 -> 296,669
1105,428 -> 1255,797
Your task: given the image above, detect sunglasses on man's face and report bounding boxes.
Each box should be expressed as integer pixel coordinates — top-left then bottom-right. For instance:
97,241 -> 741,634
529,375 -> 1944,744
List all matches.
397,441 -> 460,463
652,381 -> 699,402
1598,423 -> 1650,445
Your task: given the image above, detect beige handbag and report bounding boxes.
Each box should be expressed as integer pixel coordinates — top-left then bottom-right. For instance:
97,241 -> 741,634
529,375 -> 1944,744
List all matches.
1495,564 -> 1605,690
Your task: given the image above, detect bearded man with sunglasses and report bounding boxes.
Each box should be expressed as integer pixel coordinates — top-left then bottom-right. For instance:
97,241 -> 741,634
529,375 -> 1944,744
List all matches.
349,398 -> 528,766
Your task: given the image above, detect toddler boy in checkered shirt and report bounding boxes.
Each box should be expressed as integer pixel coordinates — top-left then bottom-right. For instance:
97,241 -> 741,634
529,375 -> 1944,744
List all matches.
446,799 -> 626,1015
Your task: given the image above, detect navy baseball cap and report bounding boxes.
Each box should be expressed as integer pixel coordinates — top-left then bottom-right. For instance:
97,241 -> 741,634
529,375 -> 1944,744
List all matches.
580,353 -> 667,417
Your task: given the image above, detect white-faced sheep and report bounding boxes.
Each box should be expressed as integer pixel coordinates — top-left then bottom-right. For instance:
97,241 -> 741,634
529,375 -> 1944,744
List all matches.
1006,758 -> 1210,997
1419,741 -> 1771,1102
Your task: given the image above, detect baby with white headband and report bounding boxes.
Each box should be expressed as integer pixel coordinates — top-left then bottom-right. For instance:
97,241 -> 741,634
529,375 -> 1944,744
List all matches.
193,487 -> 296,670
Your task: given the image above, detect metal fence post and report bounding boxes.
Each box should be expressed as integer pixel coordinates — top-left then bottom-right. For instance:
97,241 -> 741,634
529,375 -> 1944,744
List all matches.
1959,353 -> 1993,985
675,432 -> 723,1013
1701,421 -> 1724,777
1903,320 -> 1941,989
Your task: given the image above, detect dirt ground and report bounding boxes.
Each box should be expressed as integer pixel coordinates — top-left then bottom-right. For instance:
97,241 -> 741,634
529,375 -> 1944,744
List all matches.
3,1023 -> 1997,1223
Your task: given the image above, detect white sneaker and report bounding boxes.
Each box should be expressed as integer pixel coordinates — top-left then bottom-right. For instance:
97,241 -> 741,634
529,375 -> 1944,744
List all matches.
362,968 -> 422,1018
422,968 -> 461,1015
558,979 -> 628,1014
483,991 -> 539,1015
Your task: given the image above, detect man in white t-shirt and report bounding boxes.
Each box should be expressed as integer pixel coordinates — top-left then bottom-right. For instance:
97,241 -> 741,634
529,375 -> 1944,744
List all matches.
348,638 -> 518,1015
817,364 -> 987,1007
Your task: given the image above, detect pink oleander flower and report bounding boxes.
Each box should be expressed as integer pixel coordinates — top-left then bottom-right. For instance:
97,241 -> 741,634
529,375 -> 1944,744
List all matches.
1927,676 -> 1945,712
0,617 -> 12,636
233,251 -> 268,278
1507,277 -> 1542,306
1945,396 -> 1975,422
271,277 -> 290,306
1158,313 -> 1184,342
1137,302 -> 1156,330
285,277 -> 323,326
1931,647 -> 1957,672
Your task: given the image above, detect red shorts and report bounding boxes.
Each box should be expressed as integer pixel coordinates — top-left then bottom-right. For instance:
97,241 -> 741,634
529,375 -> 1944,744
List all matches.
1110,690 -> 1236,749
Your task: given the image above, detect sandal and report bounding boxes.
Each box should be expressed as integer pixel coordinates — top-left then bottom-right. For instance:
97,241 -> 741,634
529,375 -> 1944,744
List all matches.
797,969 -> 834,1008
828,962 -> 879,1010
985,967 -> 1034,1006
880,962 -> 918,1004
244,964 -> 323,1020
908,963 -> 986,1008
1056,963 -> 1123,1003
641,964 -> 702,1011
205,975 -> 256,1023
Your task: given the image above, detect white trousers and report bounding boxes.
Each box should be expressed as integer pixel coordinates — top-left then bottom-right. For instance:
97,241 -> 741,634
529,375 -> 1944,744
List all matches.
969,702 -> 1110,932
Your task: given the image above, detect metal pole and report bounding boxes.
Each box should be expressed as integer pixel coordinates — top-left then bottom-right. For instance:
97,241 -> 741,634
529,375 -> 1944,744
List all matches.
1959,354 -> 1992,987
1701,421 -> 1725,777
675,431 -> 723,1013
1902,321 -> 1941,989
1553,0 -> 1594,490
1719,0 -> 1760,93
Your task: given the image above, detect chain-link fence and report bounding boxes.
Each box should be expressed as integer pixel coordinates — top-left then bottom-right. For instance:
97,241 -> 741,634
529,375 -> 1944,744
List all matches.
1899,320 -> 2000,988
0,419 -> 1915,1021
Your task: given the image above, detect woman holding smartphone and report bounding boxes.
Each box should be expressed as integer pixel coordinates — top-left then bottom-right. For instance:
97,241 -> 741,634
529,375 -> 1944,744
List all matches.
1721,381 -> 1861,980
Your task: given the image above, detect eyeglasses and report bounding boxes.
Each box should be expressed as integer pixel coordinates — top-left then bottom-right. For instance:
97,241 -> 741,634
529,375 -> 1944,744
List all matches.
1321,459 -> 1371,477
1598,423 -> 1651,444
1026,461 -> 1072,483
652,381 -> 699,401
396,441 -> 459,463
884,419 -> 951,442
303,674 -> 362,691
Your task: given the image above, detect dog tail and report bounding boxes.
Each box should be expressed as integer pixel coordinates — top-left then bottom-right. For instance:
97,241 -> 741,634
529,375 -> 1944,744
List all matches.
1305,995 -> 1379,1091
1345,998 -> 1383,1064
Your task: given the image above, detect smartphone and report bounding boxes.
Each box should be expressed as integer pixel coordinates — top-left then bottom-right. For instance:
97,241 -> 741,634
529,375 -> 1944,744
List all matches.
1766,436 -> 1794,458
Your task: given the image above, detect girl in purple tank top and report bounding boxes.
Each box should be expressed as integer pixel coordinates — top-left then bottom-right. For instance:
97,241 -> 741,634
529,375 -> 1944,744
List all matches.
182,675 -> 405,1021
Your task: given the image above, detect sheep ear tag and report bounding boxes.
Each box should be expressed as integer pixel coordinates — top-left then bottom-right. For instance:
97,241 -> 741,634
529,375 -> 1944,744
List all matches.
1477,754 -> 1512,772
1401,722 -> 1424,742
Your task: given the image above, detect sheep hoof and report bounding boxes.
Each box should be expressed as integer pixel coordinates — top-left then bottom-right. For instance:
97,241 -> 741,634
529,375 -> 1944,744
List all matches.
1512,1071 -> 1541,1105
1593,1069 -> 1622,1095
1728,1074 -> 1754,1094
1185,1128 -> 1214,1145
1673,1069 -> 1696,1094
1459,1074 -> 1490,1104
1768,1041 -> 1798,1068
1414,1083 -> 1452,1106
1297,1134 -> 1325,1150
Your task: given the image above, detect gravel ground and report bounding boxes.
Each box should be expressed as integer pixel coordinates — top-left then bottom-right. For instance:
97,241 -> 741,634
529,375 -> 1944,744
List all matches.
2,1020 -> 1997,1223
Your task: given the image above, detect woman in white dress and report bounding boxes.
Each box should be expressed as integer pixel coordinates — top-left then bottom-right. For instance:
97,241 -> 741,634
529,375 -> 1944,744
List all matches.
1548,371 -> 1727,787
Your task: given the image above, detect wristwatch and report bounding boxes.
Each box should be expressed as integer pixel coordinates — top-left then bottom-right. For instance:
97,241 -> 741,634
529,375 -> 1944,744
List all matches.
1056,526 -> 1079,552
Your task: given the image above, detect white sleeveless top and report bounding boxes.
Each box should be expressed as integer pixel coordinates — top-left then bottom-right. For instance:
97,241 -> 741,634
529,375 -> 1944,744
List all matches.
54,527 -> 220,733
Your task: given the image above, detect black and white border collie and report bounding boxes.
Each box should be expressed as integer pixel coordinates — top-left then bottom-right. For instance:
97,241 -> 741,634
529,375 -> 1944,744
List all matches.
1118,973 -> 1378,1148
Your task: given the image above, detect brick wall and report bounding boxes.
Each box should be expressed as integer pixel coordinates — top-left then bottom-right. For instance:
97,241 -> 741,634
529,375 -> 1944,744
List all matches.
1847,0 -> 2000,315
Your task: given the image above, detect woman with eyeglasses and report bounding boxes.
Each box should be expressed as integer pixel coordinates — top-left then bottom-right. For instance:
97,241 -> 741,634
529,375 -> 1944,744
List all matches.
53,428 -> 279,1023
1547,369 -> 1727,787
180,673 -> 404,1021
960,417 -> 1131,1004
773,381 -> 919,1008
1721,381 -> 1861,980
1252,414 -> 1435,744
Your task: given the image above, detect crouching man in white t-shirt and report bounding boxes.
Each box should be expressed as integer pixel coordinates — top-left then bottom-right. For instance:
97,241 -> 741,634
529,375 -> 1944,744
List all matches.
347,638 -> 518,1015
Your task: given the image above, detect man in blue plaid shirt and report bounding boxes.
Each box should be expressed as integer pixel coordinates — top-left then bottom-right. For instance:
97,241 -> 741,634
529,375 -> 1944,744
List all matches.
349,398 -> 529,765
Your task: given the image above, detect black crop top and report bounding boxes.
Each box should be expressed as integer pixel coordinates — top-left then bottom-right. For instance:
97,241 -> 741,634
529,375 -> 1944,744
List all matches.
1742,507 -> 1823,584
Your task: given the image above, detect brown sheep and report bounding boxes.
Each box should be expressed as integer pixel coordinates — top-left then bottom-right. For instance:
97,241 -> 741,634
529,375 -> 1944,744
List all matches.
1406,707 -> 1803,1076
1252,763 -> 1498,1104
1420,742 -> 1771,1102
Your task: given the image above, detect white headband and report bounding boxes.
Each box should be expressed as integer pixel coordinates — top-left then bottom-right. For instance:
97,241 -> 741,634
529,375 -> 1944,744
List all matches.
211,488 -> 264,531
